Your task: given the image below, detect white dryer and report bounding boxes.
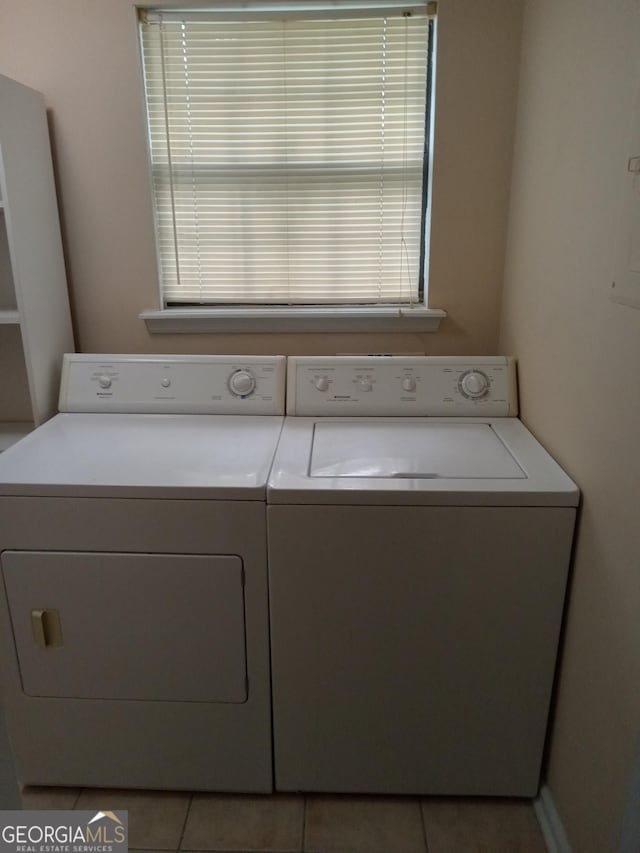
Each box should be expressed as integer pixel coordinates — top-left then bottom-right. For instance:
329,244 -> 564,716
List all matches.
267,356 -> 579,797
0,353 -> 285,792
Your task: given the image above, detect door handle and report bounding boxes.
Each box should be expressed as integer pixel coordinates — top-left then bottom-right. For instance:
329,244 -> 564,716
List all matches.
30,609 -> 63,648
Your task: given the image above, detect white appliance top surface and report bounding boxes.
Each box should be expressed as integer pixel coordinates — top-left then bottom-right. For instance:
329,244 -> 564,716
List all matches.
268,417 -> 580,507
0,413 -> 284,499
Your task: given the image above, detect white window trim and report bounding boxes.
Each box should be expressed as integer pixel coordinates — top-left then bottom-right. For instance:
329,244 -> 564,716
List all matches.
140,305 -> 446,333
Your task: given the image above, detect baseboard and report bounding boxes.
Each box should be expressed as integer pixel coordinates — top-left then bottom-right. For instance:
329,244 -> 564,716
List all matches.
534,784 -> 573,853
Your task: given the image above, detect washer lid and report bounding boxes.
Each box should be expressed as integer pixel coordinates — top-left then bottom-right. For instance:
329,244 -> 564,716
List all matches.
310,422 -> 525,479
268,417 -> 580,506
0,413 -> 283,499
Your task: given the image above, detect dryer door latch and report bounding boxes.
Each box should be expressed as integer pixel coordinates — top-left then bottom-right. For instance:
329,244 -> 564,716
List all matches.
30,609 -> 64,648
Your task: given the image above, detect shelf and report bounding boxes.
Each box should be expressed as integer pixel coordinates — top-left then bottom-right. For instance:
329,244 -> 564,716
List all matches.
0,421 -> 33,452
0,309 -> 20,324
0,74 -> 75,430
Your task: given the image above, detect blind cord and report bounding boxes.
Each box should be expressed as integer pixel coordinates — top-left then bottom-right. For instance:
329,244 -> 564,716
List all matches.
282,18 -> 292,304
181,22 -> 204,303
377,18 -> 387,304
399,11 -> 414,305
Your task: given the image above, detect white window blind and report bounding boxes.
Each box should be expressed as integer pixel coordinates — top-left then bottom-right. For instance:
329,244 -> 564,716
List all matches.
139,4 -> 432,306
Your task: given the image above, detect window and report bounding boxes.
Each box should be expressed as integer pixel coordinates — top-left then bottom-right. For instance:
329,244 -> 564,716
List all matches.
139,2 -> 434,310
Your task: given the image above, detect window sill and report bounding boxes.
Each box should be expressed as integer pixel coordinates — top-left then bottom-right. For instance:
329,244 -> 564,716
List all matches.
140,306 -> 446,334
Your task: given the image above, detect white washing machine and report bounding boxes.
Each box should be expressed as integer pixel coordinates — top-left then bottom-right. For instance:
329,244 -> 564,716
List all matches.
0,353 -> 285,792
267,356 -> 579,797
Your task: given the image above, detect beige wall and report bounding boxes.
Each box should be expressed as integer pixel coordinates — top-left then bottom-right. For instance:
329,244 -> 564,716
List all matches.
500,1 -> 640,851
0,0 -> 522,355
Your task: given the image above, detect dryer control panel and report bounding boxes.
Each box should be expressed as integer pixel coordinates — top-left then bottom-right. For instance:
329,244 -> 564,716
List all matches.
286,356 -> 518,417
59,354 -> 286,414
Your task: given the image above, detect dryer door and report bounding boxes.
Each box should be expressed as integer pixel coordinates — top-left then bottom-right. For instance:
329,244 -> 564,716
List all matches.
2,551 -> 247,702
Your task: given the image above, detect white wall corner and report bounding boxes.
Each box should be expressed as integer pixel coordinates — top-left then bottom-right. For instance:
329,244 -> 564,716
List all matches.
534,785 -> 574,853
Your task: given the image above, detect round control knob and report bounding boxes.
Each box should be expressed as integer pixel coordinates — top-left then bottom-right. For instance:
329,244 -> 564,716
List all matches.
228,369 -> 256,397
460,371 -> 489,398
402,377 -> 416,393
97,375 -> 112,389
161,377 -> 171,388
358,379 -> 373,392
315,376 -> 329,392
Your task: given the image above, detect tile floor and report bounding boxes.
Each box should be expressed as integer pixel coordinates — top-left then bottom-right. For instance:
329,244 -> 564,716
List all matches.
21,787 -> 548,853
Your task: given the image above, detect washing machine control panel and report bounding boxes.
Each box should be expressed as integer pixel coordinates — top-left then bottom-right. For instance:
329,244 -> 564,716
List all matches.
287,356 -> 518,416
59,354 -> 286,414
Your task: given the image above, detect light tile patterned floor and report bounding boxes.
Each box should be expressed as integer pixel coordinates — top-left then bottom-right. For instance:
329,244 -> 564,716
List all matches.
20,788 -> 548,853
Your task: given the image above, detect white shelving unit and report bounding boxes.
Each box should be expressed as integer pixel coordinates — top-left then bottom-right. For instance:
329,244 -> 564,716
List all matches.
0,74 -> 74,451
